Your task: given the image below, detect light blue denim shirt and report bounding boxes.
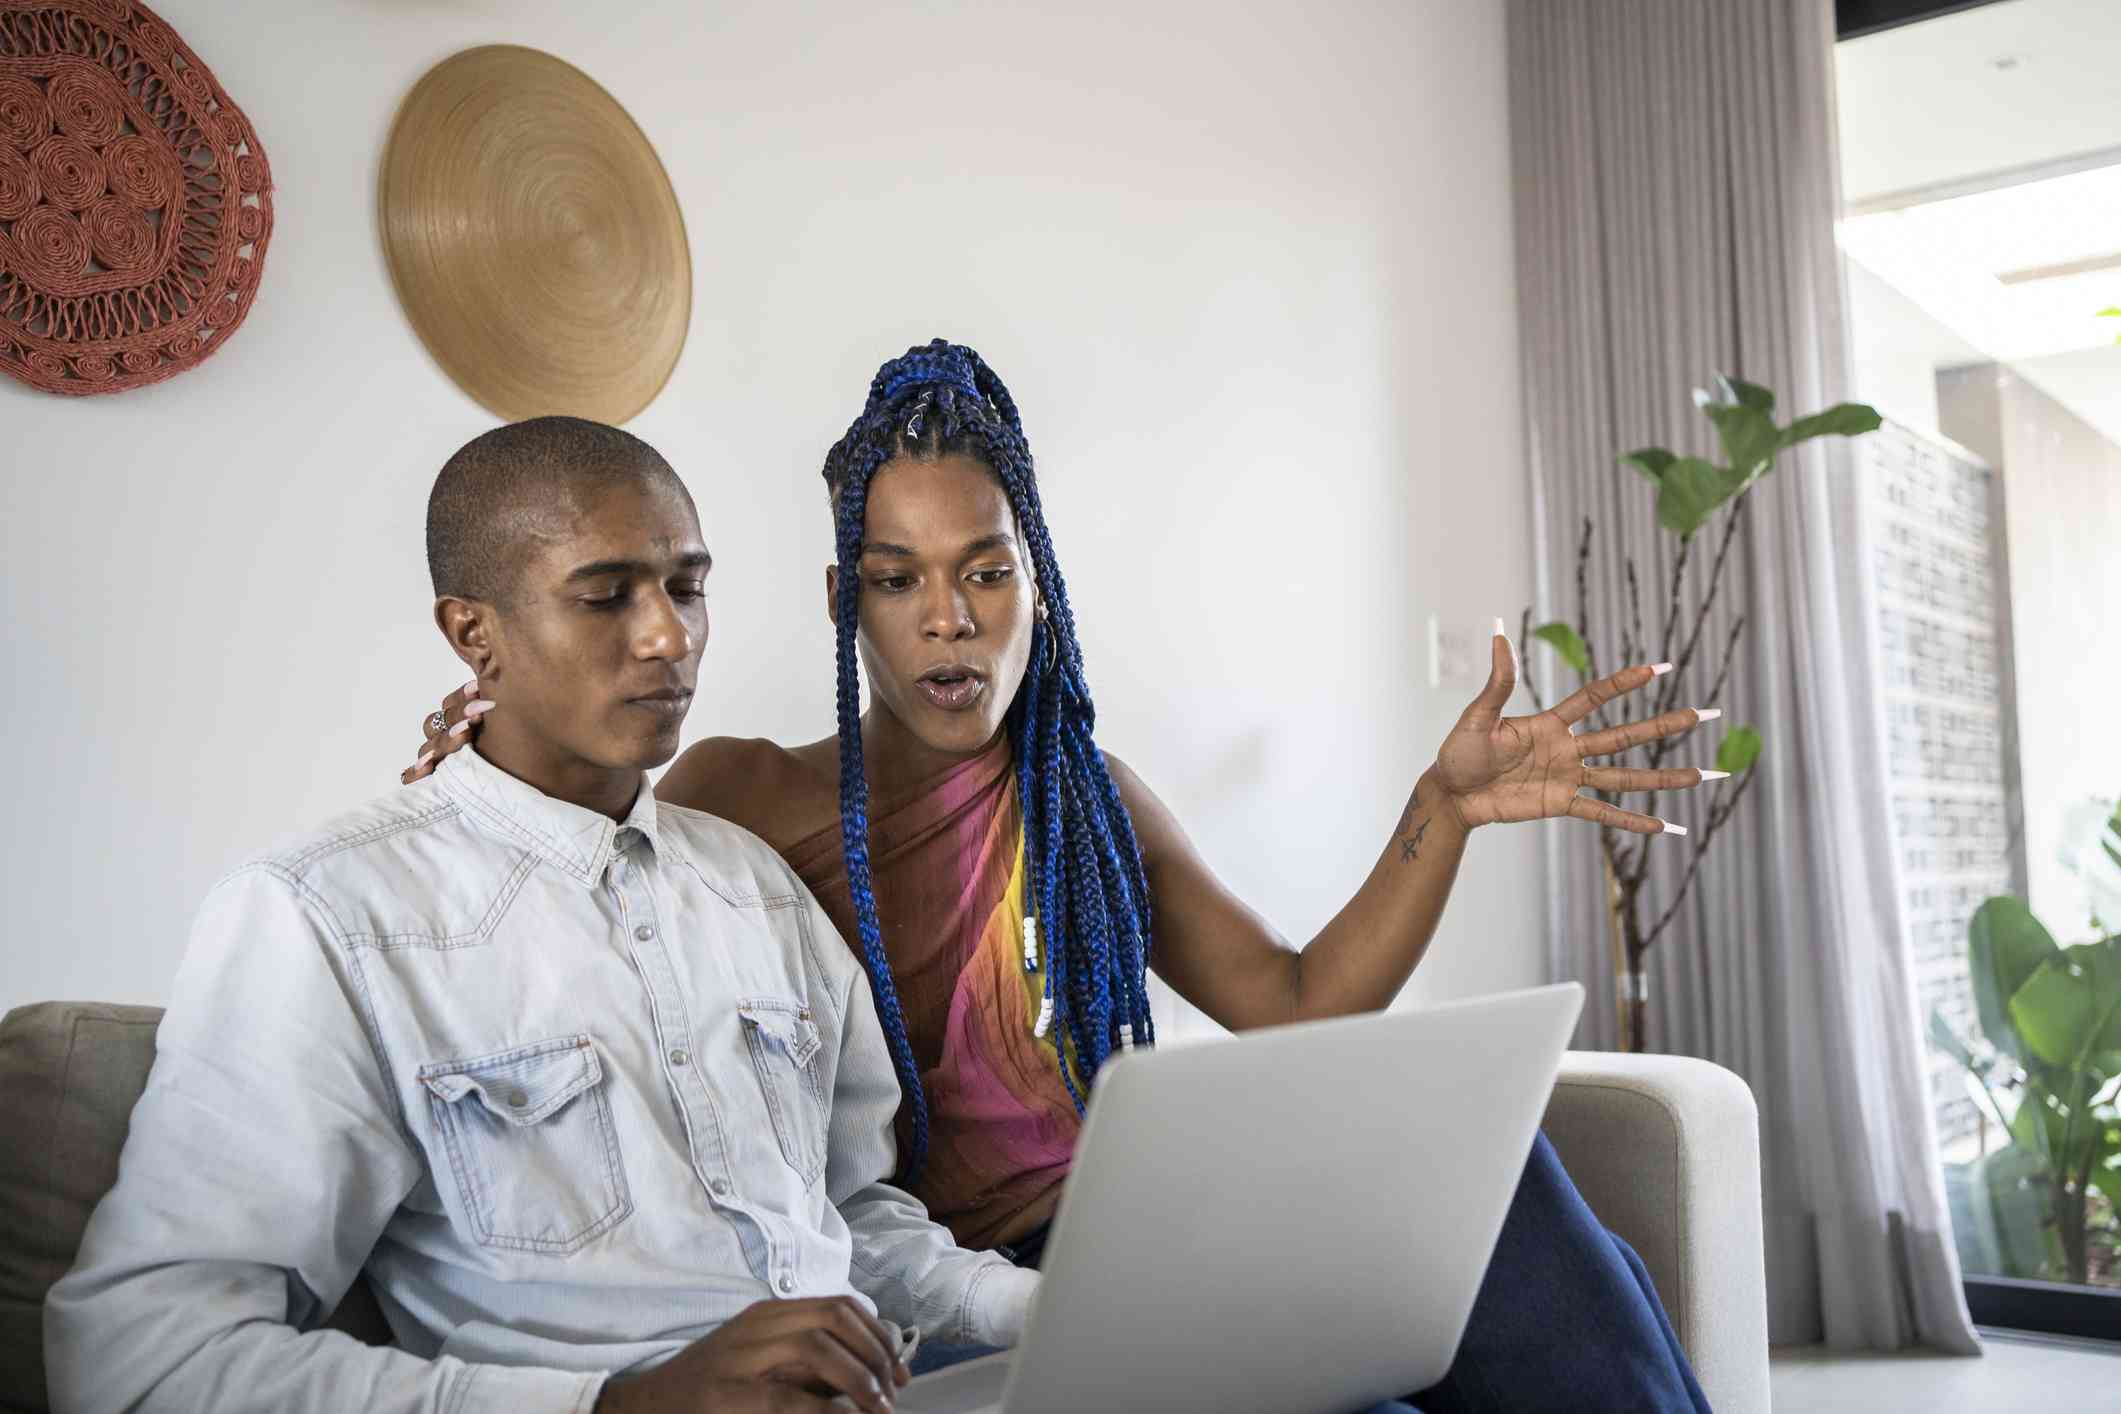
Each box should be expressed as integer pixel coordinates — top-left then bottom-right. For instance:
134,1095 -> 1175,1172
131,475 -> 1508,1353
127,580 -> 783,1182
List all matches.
45,746 -> 1038,1413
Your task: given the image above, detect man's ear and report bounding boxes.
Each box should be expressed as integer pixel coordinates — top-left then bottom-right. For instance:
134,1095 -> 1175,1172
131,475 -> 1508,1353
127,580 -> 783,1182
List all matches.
824,564 -> 838,629
435,596 -> 496,683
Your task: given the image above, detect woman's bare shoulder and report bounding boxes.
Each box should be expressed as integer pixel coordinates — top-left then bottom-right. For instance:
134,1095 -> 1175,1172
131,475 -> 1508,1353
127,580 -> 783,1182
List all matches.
657,734 -> 840,844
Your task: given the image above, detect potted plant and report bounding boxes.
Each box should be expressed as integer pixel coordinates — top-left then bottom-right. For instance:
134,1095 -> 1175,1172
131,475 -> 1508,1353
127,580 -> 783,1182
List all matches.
1931,799 -> 2121,1286
1522,376 -> 1880,1050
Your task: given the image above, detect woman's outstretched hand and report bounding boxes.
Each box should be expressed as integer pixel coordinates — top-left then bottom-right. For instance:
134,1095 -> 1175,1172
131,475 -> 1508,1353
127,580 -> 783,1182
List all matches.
1432,621 -> 1723,836
399,679 -> 492,784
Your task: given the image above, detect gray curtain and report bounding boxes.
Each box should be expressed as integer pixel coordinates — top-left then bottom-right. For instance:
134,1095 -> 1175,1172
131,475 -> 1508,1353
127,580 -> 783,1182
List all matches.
1506,0 -> 1980,1353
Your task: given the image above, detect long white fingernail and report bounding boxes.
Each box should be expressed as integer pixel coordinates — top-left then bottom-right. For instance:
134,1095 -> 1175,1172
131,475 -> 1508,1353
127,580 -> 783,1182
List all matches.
1699,769 -> 1731,782
1493,616 -> 1509,639
462,679 -> 479,696
448,718 -> 474,738
415,751 -> 436,770
1650,662 -> 1674,677
463,698 -> 496,718
1660,820 -> 1689,836
1694,707 -> 1721,722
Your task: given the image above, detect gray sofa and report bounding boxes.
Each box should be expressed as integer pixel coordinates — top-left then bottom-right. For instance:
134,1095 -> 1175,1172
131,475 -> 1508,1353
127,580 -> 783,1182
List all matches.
0,1001 -> 1771,1413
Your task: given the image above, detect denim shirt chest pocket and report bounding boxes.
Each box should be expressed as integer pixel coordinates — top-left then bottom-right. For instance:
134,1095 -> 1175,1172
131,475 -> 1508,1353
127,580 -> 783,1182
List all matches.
417,1033 -> 632,1254
737,998 -> 828,1186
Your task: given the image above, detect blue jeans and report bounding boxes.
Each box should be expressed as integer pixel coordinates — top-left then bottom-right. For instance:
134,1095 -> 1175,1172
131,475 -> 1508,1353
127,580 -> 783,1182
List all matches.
984,1130 -> 1708,1414
1411,1132 -> 1708,1413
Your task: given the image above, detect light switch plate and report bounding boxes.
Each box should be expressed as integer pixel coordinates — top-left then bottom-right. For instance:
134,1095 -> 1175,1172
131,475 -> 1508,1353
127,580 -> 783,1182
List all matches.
1427,613 -> 1486,691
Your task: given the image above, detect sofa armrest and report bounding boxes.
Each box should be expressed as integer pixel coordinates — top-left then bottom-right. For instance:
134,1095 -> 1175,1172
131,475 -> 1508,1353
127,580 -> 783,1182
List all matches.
1542,1050 -> 1770,1414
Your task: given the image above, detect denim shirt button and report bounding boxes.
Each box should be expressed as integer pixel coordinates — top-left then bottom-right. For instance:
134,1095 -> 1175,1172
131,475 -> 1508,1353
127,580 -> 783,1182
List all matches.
777,1274 -> 796,1294
710,1178 -> 729,1197
634,924 -> 655,941
669,1048 -> 690,1067
505,1088 -> 528,1109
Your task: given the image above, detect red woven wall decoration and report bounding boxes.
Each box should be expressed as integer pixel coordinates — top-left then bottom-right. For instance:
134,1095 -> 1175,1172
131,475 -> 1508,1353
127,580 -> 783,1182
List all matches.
0,0 -> 272,396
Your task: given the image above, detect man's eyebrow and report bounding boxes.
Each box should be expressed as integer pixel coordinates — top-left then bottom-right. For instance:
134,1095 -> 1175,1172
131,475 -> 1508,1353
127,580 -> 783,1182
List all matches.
562,550 -> 713,582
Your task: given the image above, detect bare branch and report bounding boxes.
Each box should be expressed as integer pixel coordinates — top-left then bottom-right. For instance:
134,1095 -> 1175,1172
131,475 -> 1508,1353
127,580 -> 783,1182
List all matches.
1641,765 -> 1760,951
1664,499 -> 1747,708
1654,533 -> 1693,684
1702,611 -> 1748,712
1647,501 -> 1748,771
1624,557 -> 1645,673
1574,516 -> 1598,685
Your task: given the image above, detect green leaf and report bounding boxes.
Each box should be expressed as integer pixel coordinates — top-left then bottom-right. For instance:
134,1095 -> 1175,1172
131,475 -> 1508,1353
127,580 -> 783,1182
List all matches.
1619,447 -> 1676,484
1713,374 -> 1777,415
1531,622 -> 1591,676
1655,456 -> 1741,536
2009,938 -> 2121,1072
1779,402 -> 1884,450
1969,1143 -> 2061,1279
1704,403 -> 1783,483
1968,897 -> 2061,1063
2099,307 -> 2121,317
1714,725 -> 1763,774
2009,1085 -> 2062,1168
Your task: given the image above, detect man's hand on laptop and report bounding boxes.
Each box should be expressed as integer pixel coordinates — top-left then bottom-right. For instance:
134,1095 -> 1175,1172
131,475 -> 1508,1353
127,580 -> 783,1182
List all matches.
594,1297 -> 913,1414
401,678 -> 489,784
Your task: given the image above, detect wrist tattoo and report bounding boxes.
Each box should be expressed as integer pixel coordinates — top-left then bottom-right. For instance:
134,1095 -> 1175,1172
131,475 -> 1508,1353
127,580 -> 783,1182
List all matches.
1396,784 -> 1428,862
1399,817 -> 1430,862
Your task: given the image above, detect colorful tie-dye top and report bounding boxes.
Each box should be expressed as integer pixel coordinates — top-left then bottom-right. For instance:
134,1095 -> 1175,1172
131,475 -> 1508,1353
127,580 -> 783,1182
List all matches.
782,734 -> 1086,1250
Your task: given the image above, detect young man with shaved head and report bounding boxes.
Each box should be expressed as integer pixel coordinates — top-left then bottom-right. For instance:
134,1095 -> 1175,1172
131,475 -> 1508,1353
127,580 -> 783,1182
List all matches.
46,417 -> 1036,1414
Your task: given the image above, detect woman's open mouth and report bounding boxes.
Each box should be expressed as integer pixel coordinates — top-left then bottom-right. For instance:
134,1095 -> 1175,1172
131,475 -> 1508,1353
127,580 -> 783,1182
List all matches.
915,666 -> 986,712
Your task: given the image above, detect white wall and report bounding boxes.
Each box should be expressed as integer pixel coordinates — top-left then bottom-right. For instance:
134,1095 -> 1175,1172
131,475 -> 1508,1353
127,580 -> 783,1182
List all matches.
1843,258 -> 1986,446
1,0 -> 1538,1026
1937,368 -> 2121,938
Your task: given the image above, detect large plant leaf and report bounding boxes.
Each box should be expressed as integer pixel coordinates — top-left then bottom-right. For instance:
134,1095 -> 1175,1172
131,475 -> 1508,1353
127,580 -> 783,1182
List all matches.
1952,1143 -> 2059,1280
1710,374 -> 1776,415
1968,896 -> 2060,1062
1531,622 -> 1591,676
2009,938 -> 2121,1072
1620,447 -> 1676,484
1703,403 -> 1782,483
1655,457 -> 1741,537
1779,402 -> 1883,450
2008,1083 -> 2063,1169
1714,725 -> 1763,774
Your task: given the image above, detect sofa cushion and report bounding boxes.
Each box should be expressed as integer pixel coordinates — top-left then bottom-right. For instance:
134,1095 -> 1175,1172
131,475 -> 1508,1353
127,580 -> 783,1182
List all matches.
0,1002 -> 162,1413
0,1002 -> 393,1414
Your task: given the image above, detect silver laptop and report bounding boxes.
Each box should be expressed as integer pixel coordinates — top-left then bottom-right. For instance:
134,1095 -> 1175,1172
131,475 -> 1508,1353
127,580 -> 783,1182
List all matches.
899,982 -> 1584,1414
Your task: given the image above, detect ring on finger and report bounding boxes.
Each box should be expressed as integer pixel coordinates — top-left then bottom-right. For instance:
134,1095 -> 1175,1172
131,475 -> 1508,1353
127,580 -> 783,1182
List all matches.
427,710 -> 448,735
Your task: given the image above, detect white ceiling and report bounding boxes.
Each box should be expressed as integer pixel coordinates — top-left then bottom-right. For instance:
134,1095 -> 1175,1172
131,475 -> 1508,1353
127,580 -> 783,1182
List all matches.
1835,0 -> 2121,209
1835,0 -> 2121,450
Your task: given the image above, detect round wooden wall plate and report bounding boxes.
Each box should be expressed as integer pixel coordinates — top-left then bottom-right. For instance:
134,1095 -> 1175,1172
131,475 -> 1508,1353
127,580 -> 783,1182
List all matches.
379,45 -> 690,425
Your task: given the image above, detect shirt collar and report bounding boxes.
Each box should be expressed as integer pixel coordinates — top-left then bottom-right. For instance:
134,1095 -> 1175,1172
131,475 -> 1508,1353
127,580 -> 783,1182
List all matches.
436,746 -> 663,887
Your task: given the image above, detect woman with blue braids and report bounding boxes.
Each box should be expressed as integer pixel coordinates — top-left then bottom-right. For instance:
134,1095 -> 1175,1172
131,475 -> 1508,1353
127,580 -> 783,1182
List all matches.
407,339 -> 1715,1411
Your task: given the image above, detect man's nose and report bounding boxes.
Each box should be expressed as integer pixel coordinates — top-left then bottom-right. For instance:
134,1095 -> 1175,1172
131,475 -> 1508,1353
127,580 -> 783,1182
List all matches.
635,590 -> 696,660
